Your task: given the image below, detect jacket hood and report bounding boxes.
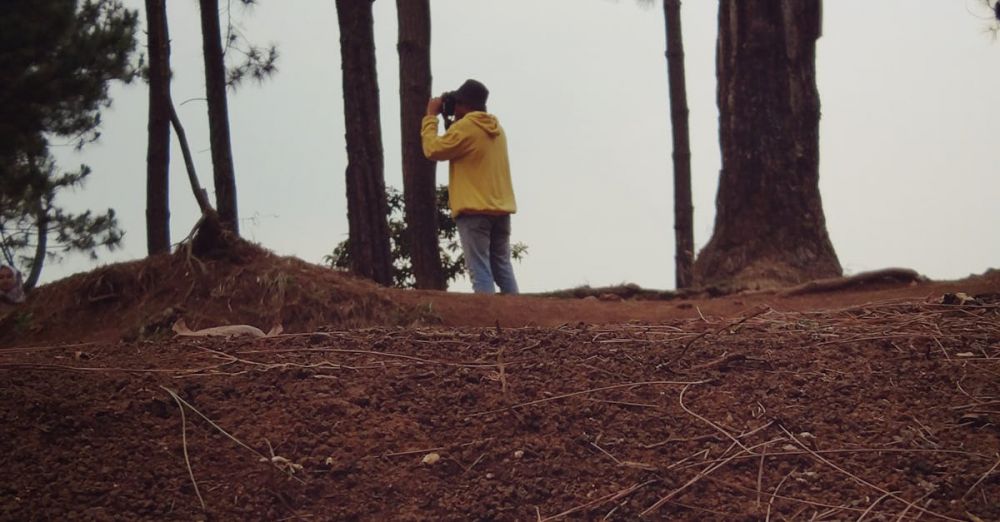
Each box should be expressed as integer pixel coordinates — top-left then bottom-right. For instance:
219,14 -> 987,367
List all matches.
464,112 -> 501,137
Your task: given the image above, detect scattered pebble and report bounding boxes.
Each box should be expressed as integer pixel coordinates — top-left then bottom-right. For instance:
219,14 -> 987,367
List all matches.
421,452 -> 440,465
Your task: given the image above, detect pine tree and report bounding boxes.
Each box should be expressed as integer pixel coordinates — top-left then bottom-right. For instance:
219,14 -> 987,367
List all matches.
397,0 -> 446,290
694,0 -> 841,291
0,0 -> 139,288
335,0 -> 394,286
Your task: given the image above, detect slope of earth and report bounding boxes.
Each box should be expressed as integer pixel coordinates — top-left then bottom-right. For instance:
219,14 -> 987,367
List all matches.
0,246 -> 429,347
1,296 -> 998,520
3,240 -> 998,346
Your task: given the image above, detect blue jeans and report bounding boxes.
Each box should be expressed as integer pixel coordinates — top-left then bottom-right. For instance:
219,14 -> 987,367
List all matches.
456,213 -> 519,294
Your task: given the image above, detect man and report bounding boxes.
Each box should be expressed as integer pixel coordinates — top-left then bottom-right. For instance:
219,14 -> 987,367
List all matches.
422,79 -> 519,295
0,264 -> 26,304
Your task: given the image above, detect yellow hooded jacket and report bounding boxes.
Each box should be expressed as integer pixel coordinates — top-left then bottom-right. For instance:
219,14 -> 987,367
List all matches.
421,112 -> 517,217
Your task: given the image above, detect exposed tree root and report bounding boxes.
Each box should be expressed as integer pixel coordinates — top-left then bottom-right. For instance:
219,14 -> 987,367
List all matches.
778,268 -> 926,297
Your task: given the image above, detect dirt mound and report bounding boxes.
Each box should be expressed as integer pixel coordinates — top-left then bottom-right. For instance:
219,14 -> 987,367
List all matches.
0,242 -> 426,347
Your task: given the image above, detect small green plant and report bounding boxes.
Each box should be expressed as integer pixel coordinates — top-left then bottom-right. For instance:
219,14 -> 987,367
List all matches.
326,186 -> 526,289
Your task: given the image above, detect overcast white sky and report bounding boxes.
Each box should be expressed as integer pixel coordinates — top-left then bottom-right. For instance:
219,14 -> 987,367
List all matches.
46,0 -> 1000,292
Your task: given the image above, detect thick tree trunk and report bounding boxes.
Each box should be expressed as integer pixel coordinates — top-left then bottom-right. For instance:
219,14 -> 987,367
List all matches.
336,0 -> 393,286
145,0 -> 171,255
397,0 -> 445,290
695,0 -> 840,290
198,0 -> 239,235
663,0 -> 694,289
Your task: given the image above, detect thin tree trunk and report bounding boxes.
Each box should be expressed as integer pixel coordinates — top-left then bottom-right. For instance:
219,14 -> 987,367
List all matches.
23,198 -> 47,291
169,103 -> 213,215
694,0 -> 840,291
335,0 -> 393,286
198,0 -> 239,234
145,0 -> 171,255
663,0 -> 694,289
397,0 -> 445,290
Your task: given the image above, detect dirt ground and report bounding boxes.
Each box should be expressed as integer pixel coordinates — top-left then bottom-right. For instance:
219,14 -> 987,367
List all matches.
0,249 -> 998,520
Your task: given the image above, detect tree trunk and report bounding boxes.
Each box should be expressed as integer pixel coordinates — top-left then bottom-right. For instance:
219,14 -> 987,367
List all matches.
336,0 -> 393,286
145,0 -> 171,255
23,198 -> 48,291
397,0 -> 445,290
198,0 -> 239,235
663,0 -> 694,289
169,103 -> 213,215
695,0 -> 840,291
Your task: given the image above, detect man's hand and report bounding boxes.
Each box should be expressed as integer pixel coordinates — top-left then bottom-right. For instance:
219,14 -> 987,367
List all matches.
426,97 -> 443,117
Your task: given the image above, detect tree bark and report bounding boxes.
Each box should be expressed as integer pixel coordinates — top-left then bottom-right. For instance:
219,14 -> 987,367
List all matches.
336,0 -> 393,286
663,0 -> 694,289
397,0 -> 445,290
198,0 -> 239,235
145,0 -> 171,255
695,0 -> 840,290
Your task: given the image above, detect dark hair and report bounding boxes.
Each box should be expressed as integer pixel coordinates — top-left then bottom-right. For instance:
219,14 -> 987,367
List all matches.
453,79 -> 489,111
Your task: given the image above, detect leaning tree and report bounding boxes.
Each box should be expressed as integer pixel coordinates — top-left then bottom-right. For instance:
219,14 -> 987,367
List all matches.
694,0 -> 841,290
147,0 -> 276,252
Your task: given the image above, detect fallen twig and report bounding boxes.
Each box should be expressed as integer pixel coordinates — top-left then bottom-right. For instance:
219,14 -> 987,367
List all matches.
165,386 -> 207,511
777,425 -> 961,522
160,386 -> 305,484
469,380 -> 707,417
962,453 -> 1000,500
540,481 -> 655,521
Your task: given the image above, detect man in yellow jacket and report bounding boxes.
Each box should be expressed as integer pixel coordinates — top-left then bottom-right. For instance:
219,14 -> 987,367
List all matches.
422,79 -> 519,294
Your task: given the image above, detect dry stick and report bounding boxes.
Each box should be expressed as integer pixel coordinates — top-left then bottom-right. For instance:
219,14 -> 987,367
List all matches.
677,446 -> 994,471
497,346 -> 508,395
160,387 -> 305,484
237,347 -> 503,369
894,489 -> 935,522
856,490 -> 899,522
590,442 -> 622,465
756,441 -> 768,508
765,466 -> 797,522
932,337 -> 952,361
165,387 -> 207,511
469,380 -> 706,417
777,426 -> 961,522
0,341 -> 97,354
665,306 -> 770,369
379,438 -> 494,458
705,474 -> 889,518
641,449 -> 747,517
642,433 -> 720,450
641,437 -> 781,517
677,383 -> 750,453
962,454 -> 1000,500
665,447 -> 711,470
0,362 -> 227,374
539,481 -> 655,522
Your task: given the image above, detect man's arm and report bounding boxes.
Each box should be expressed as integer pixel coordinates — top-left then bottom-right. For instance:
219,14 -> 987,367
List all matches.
421,98 -> 473,161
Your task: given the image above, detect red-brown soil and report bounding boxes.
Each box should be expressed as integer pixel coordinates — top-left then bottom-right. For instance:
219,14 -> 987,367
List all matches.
1,247 -> 998,520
